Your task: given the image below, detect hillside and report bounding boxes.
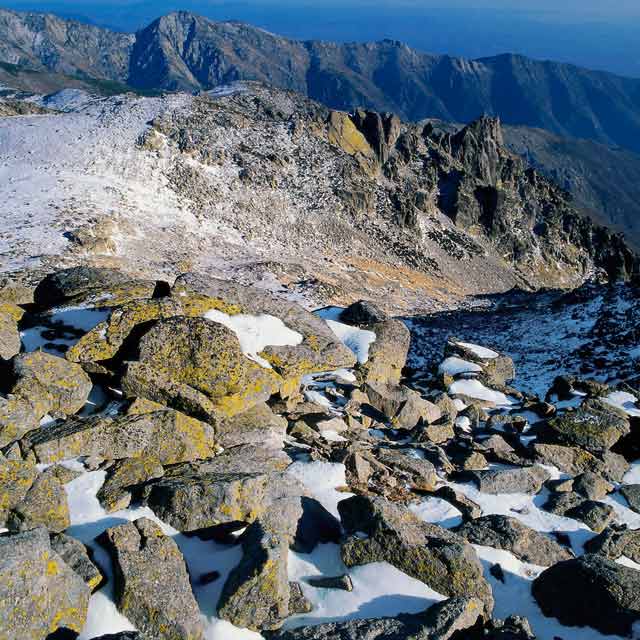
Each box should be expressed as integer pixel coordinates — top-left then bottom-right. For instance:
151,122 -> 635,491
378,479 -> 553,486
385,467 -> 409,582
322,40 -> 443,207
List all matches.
0,83 -> 635,315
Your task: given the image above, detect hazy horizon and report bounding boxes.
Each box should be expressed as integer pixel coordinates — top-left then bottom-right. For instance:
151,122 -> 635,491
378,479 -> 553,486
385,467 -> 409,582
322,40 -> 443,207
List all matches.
3,1 -> 640,78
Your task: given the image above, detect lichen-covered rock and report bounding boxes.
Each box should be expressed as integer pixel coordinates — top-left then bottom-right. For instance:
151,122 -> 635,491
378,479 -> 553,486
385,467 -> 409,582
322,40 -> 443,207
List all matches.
0,308 -> 21,360
51,532 -> 104,591
338,495 -> 494,615
620,484 -> 640,514
11,350 -> 93,417
216,401 -> 287,449
101,517 -> 204,640
543,492 -> 615,532
271,596 -> 483,640
357,319 -> 411,386
97,455 -> 165,512
572,472 -> 613,500
33,266 -> 157,309
585,525 -> 640,564
445,339 -> 515,387
217,497 -> 302,630
0,394 -> 40,447
532,443 -> 627,482
143,445 -> 303,531
0,527 -> 90,639
532,554 -> 640,636
374,447 -> 438,491
7,466 -> 70,533
122,316 -> 282,420
172,273 -> 356,377
365,382 -> 441,427
456,515 -> 573,566
0,455 -> 37,525
467,466 -> 550,495
546,398 -> 631,453
24,405 -> 218,465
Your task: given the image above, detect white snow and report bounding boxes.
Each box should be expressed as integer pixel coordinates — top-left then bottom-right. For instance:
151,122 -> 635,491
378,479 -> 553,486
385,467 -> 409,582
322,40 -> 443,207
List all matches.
204,309 -> 303,368
438,356 -> 483,376
20,307 -> 110,353
410,497 -> 463,529
604,391 -> 640,417
455,341 -> 499,359
325,319 -> 376,364
623,462 -> 640,484
449,379 -> 515,406
286,461 -> 351,519
286,545 -> 445,629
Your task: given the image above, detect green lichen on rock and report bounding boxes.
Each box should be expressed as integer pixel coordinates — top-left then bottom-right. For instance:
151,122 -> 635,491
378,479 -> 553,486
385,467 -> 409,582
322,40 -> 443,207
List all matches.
0,527 -> 90,640
11,351 -> 93,418
100,517 -> 205,640
0,455 -> 37,526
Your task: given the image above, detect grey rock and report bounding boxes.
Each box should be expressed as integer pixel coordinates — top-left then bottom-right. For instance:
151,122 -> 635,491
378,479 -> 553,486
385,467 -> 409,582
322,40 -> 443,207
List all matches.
339,300 -> 387,326
101,517 -> 204,640
307,574 -> 353,591
0,394 -> 40,447
7,466 -> 70,533
289,581 -> 313,615
365,382 -> 441,427
532,554 -> 640,636
620,484 -> 640,513
585,525 -> 640,564
143,445 -> 302,531
218,497 -> 301,630
217,401 -> 287,450
0,455 -> 37,525
374,447 -> 438,491
546,398 -> 630,453
544,492 -> 615,532
271,596 -> 484,640
358,319 -> 411,386
456,515 -> 573,566
468,466 -> 550,495
0,527 -> 90,639
338,495 -> 494,614
50,532 -> 104,591
572,471 -> 613,500
430,486 -> 482,521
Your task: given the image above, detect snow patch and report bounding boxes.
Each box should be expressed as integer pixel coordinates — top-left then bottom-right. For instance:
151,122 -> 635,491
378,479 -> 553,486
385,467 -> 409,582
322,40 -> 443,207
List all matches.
204,309 -> 303,368
325,319 -> 376,364
439,356 -> 483,376
455,341 -> 499,359
449,379 -> 515,406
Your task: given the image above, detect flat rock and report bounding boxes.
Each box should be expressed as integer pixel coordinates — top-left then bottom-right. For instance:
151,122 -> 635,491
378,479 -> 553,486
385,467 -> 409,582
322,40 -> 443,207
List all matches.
374,447 -> 438,491
0,527 -> 90,639
456,515 -> 573,566
143,445 -> 303,531
24,405 -> 218,465
338,495 -> 494,614
0,394 -> 40,447
467,466 -> 550,495
543,492 -> 615,532
546,398 -> 630,453
0,455 -> 37,525
101,517 -> 204,640
532,443 -> 627,482
572,471 -> 613,500
532,554 -> 640,636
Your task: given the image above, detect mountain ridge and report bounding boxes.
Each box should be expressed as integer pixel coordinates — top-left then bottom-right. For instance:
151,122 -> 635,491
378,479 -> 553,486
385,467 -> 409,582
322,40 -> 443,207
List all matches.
1,8 -> 640,153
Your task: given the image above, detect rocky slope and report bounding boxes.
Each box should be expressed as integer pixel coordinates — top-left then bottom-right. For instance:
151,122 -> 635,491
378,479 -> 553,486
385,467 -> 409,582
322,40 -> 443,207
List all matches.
0,265 -> 639,640
0,84 -> 635,315
2,8 -> 640,153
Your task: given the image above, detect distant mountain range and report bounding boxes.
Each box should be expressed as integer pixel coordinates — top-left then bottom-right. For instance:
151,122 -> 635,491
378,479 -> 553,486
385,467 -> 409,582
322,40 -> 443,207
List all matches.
2,8 -> 640,154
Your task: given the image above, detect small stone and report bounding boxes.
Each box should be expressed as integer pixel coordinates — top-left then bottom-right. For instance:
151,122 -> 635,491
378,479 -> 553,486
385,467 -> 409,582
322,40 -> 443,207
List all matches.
307,574 -> 353,591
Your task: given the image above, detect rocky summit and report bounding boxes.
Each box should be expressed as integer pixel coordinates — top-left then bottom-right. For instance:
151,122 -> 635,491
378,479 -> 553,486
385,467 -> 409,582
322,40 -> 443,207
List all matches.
0,14 -> 640,640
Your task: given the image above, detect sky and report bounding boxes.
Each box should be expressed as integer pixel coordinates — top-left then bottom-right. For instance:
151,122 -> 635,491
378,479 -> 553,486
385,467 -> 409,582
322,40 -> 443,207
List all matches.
4,0 -> 640,77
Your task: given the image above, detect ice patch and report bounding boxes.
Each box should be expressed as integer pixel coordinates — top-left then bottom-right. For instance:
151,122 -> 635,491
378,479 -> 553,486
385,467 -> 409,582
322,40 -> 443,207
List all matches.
204,309 -> 303,368
325,319 -> 376,364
